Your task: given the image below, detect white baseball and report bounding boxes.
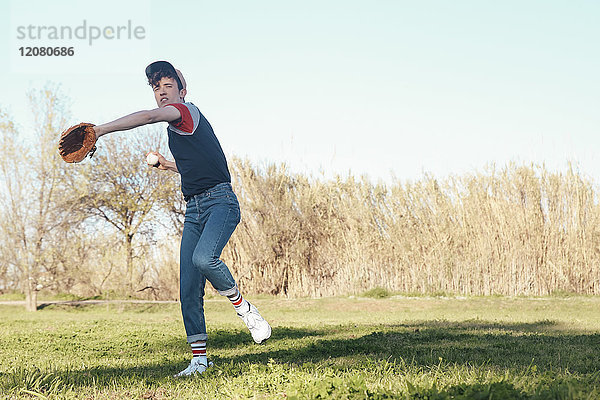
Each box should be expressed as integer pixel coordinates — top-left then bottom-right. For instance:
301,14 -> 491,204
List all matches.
146,153 -> 159,166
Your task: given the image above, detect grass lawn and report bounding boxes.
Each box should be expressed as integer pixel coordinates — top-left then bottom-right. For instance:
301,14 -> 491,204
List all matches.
0,295 -> 599,399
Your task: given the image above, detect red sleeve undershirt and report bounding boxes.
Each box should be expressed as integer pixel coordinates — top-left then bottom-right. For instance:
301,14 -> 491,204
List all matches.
166,103 -> 194,133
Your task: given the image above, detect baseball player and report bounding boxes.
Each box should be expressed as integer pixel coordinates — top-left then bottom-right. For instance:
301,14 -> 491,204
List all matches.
91,61 -> 271,377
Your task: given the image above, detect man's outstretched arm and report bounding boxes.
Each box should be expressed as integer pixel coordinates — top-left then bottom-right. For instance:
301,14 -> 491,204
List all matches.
94,106 -> 181,138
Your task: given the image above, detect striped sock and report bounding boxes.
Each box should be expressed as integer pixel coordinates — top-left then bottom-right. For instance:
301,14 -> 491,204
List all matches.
227,288 -> 250,313
191,341 -> 207,359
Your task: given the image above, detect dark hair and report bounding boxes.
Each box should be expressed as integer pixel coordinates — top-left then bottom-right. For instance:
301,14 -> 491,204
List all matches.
148,70 -> 184,91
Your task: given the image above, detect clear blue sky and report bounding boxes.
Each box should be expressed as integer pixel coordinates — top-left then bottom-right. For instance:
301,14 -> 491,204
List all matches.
1,0 -> 598,183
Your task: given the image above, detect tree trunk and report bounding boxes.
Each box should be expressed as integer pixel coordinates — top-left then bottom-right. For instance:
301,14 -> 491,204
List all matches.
126,233 -> 134,293
25,283 -> 37,312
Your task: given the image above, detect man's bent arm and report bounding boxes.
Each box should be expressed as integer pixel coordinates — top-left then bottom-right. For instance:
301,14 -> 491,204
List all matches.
162,159 -> 179,173
94,107 -> 181,138
155,153 -> 179,173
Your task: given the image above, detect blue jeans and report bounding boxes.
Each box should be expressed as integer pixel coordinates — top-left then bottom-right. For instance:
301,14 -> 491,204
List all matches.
179,182 -> 241,343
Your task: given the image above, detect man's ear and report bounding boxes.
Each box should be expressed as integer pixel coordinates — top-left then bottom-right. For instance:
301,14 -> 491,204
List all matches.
180,88 -> 187,101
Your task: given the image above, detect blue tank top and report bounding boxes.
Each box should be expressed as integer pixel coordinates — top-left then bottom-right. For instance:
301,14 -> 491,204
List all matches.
165,102 -> 231,196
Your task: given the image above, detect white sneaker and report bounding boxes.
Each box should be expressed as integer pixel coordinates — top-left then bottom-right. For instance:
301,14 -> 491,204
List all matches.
174,358 -> 213,377
238,303 -> 271,344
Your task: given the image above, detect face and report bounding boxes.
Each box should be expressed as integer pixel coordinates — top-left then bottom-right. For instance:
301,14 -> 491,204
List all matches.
152,77 -> 186,107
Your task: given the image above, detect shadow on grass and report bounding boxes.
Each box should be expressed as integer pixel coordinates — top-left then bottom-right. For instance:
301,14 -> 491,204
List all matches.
2,320 -> 600,392
209,320 -> 599,373
165,326 -> 329,353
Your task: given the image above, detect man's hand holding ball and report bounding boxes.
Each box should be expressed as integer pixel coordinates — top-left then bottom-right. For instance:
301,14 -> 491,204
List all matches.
146,152 -> 160,167
146,151 -> 177,172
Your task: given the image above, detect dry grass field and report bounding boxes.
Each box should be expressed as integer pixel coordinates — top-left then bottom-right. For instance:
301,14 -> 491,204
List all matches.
223,160 -> 600,298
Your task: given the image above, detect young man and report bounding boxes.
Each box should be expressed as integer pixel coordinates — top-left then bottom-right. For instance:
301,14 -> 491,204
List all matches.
93,61 -> 271,377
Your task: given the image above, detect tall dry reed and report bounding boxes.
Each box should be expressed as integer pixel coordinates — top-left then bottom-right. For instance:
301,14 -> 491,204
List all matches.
221,160 -> 600,297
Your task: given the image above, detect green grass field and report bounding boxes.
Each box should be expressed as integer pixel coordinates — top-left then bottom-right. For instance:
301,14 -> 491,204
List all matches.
0,295 -> 599,399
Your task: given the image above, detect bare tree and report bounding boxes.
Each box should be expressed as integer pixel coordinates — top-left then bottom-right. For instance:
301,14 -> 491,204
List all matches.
69,128 -> 179,292
0,87 -> 72,311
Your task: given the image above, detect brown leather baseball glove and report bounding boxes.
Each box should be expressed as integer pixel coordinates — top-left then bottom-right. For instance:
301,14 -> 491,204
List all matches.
58,123 -> 97,163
